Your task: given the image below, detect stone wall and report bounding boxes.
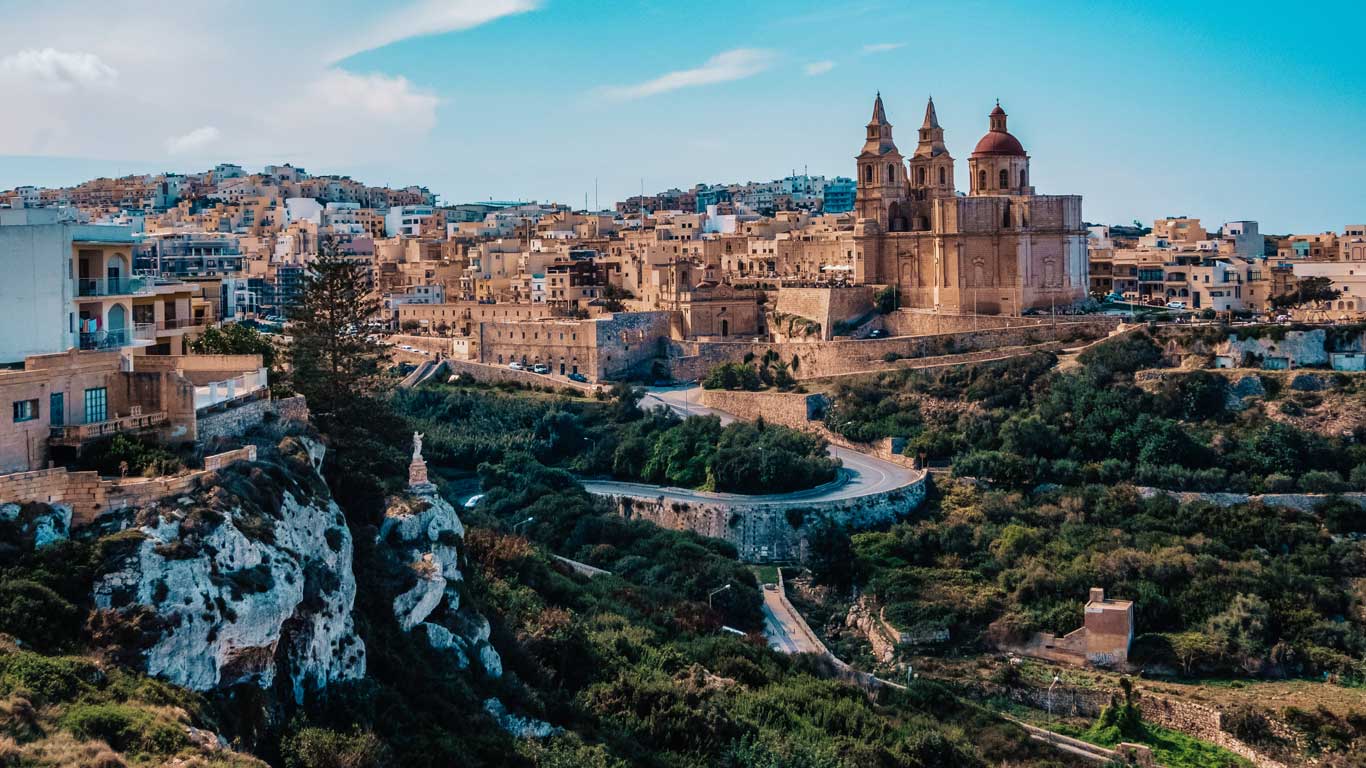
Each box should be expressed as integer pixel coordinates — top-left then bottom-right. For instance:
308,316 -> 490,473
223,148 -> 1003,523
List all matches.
0,447 -> 260,527
883,309 -> 1061,336
196,394 -> 309,443
772,286 -> 873,340
443,359 -> 597,393
599,473 -> 928,562
668,317 -> 1116,382
698,389 -> 827,430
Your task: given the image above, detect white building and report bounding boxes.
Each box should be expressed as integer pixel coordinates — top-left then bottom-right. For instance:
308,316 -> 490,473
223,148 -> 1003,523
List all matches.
385,205 -> 435,237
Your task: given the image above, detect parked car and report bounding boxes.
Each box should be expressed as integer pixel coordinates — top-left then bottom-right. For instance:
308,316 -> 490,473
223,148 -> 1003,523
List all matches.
531,363 -> 550,374
568,372 -> 589,383
1105,292 -> 1125,303
1165,301 -> 1187,310
867,328 -> 888,339
508,361 -> 524,370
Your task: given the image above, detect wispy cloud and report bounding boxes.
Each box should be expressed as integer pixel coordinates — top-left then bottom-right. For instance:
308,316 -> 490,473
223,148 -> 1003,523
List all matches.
330,0 -> 540,62
0,48 -> 117,91
861,42 -> 904,54
597,48 -> 775,101
803,60 -> 835,76
166,126 -> 221,155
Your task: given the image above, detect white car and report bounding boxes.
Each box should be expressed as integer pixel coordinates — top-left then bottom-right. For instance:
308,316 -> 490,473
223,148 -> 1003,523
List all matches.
1165,301 -> 1187,310
508,361 -> 524,370
531,363 -> 550,374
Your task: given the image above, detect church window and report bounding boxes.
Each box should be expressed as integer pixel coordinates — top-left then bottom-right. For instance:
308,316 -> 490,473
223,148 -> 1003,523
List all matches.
999,169 -> 1009,189
916,167 -> 926,185
938,167 -> 946,186
864,165 -> 873,183
1019,169 -> 1027,187
978,170 -> 987,189
886,163 -> 896,182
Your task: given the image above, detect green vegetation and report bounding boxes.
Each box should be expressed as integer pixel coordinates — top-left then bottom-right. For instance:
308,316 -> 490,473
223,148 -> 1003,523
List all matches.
829,478 -> 1366,682
400,380 -> 837,494
77,432 -> 186,478
822,333 -> 1366,493
702,350 -> 798,391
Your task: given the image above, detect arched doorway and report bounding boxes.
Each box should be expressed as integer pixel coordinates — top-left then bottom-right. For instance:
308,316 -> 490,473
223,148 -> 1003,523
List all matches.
106,304 -> 128,345
720,319 -> 729,337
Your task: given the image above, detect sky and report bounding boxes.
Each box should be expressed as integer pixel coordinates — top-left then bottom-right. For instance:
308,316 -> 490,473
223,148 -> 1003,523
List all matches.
0,0 -> 1363,234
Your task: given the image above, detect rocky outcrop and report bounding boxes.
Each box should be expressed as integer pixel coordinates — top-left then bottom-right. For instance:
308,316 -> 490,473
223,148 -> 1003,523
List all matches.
376,488 -> 501,679
90,436 -> 366,702
0,501 -> 71,549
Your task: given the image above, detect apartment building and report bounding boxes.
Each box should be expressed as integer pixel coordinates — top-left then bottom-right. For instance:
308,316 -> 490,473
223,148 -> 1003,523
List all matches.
1,209 -> 210,364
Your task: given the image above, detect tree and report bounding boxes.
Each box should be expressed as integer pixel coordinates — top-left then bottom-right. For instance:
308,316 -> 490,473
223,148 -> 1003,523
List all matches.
288,236 -> 389,417
188,322 -> 286,395
1272,276 -> 1341,310
874,285 -> 899,314
1168,631 -> 1218,676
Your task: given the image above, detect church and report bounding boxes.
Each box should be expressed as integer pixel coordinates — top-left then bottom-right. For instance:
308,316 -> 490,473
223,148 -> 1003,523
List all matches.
853,94 -> 1088,315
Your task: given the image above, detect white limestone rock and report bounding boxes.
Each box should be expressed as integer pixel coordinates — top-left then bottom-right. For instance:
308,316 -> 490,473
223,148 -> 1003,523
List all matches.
482,698 -> 559,740
377,490 -> 501,678
91,438 -> 366,702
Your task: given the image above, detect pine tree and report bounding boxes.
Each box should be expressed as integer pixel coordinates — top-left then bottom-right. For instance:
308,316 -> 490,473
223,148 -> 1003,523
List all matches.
288,235 -> 389,418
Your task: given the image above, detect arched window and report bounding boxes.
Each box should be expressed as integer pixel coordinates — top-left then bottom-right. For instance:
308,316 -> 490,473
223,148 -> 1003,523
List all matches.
999,169 -> 1009,189
1019,169 -> 1027,188
1002,201 -> 1012,228
886,163 -> 896,182
978,169 -> 987,190
916,167 -> 926,185
864,165 -> 873,183
938,167 -> 946,186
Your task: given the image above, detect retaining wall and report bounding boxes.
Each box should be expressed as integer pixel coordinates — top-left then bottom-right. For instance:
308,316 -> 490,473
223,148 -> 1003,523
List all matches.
1138,486 -> 1366,512
600,473 -> 928,562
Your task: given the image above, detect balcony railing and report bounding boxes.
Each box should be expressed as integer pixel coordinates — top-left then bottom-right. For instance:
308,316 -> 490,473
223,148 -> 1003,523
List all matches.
49,409 -> 168,447
194,368 -> 269,412
76,276 -> 153,297
79,327 -> 131,350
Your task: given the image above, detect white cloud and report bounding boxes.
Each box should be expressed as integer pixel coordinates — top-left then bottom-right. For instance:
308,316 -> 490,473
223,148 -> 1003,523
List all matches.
165,126 -> 221,155
0,48 -> 116,90
861,42 -> 904,54
330,0 -> 540,62
301,69 -> 439,127
803,60 -> 835,76
598,49 -> 775,101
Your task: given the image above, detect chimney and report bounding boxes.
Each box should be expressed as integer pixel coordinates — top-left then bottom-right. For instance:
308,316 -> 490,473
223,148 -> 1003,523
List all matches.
1089,587 -> 1105,605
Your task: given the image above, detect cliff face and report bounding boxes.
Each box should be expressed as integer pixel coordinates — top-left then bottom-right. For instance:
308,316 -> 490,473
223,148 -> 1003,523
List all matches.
376,488 -> 501,678
90,436 -> 366,702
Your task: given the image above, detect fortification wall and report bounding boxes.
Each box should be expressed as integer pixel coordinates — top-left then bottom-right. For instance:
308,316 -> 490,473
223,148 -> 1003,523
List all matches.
773,286 -> 873,339
599,474 -> 928,562
668,317 -> 1115,382
697,390 -> 826,430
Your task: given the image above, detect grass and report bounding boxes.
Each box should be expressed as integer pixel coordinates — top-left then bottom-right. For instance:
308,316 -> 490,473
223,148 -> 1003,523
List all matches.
750,564 -> 781,585
1051,719 -> 1254,768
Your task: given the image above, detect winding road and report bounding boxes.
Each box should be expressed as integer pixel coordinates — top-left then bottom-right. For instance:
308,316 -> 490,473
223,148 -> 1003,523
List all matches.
579,385 -> 921,508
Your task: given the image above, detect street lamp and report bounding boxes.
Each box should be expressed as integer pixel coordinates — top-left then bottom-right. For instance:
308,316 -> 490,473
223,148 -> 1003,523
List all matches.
513,516 -> 536,535
1047,673 -> 1061,719
708,583 -> 732,610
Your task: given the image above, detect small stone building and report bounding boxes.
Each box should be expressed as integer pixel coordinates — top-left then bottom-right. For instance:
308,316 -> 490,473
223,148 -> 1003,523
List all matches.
1015,587 -> 1134,668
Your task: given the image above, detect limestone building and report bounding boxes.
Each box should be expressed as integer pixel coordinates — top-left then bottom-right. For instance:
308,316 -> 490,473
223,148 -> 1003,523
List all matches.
854,95 -> 1088,315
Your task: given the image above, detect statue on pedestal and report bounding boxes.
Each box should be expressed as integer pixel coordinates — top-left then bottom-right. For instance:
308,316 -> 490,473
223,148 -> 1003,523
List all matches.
408,431 -> 434,492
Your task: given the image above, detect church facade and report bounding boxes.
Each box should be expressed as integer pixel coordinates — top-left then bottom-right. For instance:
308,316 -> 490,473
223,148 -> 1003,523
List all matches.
854,94 -> 1088,315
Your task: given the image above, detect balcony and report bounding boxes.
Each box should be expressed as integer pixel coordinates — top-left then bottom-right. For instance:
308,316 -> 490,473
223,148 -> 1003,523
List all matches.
79,327 -> 132,350
76,276 -> 154,297
50,408 -> 169,447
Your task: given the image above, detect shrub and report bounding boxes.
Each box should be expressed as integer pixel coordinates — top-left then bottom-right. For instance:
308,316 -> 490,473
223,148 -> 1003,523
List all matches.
0,581 -> 81,652
282,726 -> 393,768
60,703 -> 187,755
1300,470 -> 1348,494
0,652 -> 102,703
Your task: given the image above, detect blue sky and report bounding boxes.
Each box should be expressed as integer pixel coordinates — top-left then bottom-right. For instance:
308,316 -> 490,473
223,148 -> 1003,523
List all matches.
1,0 -> 1362,233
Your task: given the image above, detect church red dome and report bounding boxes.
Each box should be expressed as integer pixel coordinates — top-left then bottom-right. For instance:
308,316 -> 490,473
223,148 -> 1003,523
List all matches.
972,130 -> 1025,157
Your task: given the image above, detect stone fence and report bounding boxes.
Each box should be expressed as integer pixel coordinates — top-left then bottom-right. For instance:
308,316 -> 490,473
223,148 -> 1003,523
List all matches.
0,446 -> 257,527
600,472 -> 928,562
1137,486 -> 1366,513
